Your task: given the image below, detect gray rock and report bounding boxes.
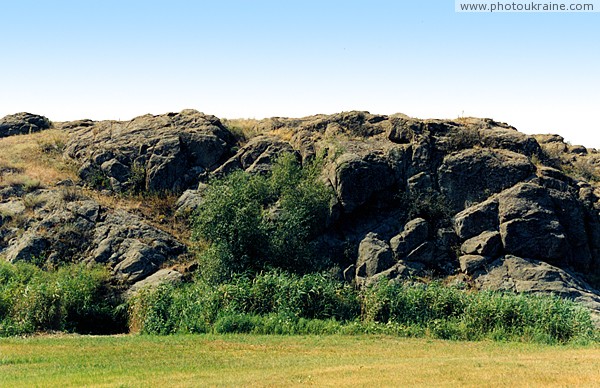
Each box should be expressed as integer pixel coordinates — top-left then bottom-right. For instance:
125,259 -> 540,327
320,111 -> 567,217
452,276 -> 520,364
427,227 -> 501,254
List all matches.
390,218 -> 429,258
459,254 -> 490,274
356,233 -> 394,278
405,241 -> 436,263
175,187 -> 206,217
1,190 -> 186,285
112,240 -> 166,283
439,148 -> 534,212
453,198 -> 499,240
127,269 -> 183,296
460,231 -> 502,257
497,183 -> 570,266
5,233 -> 48,263
364,262 -> 409,286
214,136 -> 295,176
407,172 -> 433,193
386,116 -> 421,144
328,152 -> 396,213
479,127 -> 542,156
0,113 -> 51,137
101,159 -> 130,183
91,210 -> 186,283
65,110 -> 235,193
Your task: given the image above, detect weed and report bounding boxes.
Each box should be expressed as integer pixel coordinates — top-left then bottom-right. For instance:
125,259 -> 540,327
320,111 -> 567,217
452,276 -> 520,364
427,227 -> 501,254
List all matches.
0,262 -> 125,336
59,186 -> 84,202
129,273 -> 595,344
192,153 -> 333,280
125,161 -> 146,194
222,119 -> 261,143
37,134 -> 66,155
22,194 -> 44,210
85,167 -> 111,190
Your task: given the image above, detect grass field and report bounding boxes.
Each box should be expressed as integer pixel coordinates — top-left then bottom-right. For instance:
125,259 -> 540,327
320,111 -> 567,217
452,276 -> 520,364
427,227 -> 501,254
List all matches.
1,335 -> 600,387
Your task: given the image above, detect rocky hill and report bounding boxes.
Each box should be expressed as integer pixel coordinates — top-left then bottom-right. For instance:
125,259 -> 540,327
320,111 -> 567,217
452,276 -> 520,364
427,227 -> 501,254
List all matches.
2,109 -> 600,323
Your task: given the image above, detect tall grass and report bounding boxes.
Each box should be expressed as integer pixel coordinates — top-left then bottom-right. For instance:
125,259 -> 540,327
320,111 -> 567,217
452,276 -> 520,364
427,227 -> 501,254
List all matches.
129,273 -> 596,344
0,262 -> 126,336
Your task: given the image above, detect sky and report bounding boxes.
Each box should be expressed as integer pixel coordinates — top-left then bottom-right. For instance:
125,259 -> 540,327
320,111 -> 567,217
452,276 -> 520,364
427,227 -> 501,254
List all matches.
1,0 -> 598,146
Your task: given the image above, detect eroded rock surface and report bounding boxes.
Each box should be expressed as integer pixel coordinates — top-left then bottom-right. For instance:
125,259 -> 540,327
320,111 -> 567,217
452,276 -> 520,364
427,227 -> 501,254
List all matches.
0,112 -> 52,137
1,189 -> 186,290
64,110 -> 235,193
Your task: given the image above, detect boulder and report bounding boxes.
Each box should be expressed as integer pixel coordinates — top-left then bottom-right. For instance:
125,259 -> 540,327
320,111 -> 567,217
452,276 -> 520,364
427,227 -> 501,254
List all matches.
0,113 -> 51,137
64,110 -> 235,193
479,127 -> 542,156
0,190 -> 186,285
407,172 -> 433,193
127,269 -> 184,296
453,198 -> 499,240
386,116 -> 421,144
390,218 -> 429,258
460,230 -> 502,257
329,152 -> 396,213
497,183 -> 570,266
459,254 -> 490,274
92,210 -> 186,283
5,233 -> 48,263
299,111 -> 388,138
112,240 -> 168,283
356,233 -> 394,278
438,148 -> 534,212
405,241 -> 436,263
214,136 -> 295,176
175,187 -> 206,217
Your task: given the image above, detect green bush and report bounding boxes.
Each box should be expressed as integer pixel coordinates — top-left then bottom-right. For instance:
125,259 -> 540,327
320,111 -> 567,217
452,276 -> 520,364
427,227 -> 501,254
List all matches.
192,153 -> 332,281
0,262 -> 125,336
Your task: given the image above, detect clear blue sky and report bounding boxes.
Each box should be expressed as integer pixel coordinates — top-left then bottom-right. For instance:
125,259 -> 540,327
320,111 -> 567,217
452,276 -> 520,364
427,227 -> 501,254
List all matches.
1,1 -> 598,146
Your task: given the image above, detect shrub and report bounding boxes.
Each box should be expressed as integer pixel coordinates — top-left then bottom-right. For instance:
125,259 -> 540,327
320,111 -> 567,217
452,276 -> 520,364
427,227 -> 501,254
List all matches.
192,153 -> 332,280
125,161 -> 147,194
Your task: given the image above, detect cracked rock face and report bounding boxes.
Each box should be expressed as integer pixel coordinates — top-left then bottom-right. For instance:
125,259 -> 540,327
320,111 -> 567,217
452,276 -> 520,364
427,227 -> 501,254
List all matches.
64,110 -> 236,193
1,189 -> 186,289
0,112 -> 52,137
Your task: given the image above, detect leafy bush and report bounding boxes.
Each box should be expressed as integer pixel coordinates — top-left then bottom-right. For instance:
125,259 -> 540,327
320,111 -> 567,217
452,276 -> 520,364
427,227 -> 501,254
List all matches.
192,153 -> 332,280
0,262 -> 125,336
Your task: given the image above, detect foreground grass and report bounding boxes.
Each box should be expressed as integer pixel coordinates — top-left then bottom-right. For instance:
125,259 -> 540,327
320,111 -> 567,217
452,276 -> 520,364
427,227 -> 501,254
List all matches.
1,334 -> 600,387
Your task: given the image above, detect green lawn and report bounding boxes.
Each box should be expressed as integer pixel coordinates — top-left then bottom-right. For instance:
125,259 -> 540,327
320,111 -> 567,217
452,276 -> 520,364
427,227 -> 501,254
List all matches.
1,334 -> 600,387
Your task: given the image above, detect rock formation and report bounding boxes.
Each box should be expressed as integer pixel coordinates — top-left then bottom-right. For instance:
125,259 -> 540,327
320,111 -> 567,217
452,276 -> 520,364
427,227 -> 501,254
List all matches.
2,109 -> 600,322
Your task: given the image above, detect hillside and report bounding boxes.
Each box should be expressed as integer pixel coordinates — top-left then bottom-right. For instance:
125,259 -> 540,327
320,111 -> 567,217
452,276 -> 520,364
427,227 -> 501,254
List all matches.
2,109 -> 600,326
